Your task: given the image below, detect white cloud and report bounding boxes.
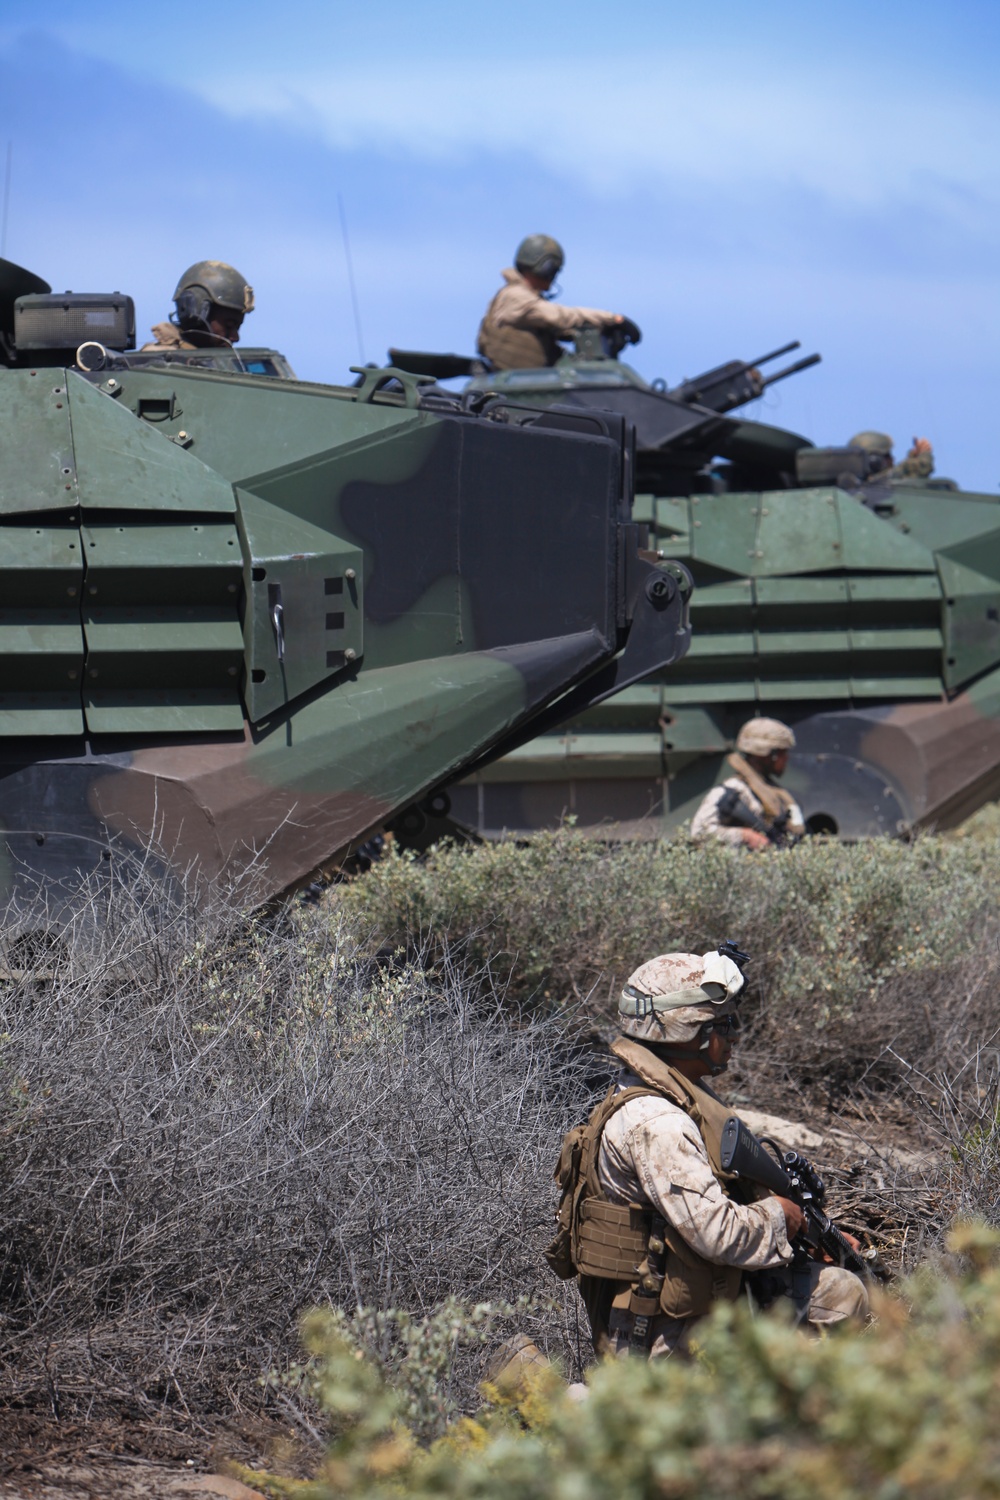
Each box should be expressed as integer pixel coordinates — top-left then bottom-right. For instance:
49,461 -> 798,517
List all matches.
1,19 -> 996,491
196,52 -> 999,216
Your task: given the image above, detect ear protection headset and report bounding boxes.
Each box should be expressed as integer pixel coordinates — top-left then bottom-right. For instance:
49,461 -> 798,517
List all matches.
527,253 -> 562,282
173,286 -> 214,332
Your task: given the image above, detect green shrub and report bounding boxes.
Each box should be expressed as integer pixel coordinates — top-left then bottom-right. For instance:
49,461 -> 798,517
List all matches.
332,830 -> 999,1083
271,1296 -> 540,1446
5,827 -> 1000,1432
242,1224 -> 1000,1500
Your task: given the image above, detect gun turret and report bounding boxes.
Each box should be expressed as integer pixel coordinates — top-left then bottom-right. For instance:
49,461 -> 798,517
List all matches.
668,341 -> 821,415
449,328 -> 820,492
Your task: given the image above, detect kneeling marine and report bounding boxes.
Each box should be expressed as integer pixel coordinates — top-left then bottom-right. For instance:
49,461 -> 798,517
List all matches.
546,945 -> 869,1357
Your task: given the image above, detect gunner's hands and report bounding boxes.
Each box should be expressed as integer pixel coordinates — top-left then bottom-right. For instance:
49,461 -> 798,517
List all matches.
776,1196 -> 805,1243
827,1229 -> 862,1260
742,829 -> 771,851
818,1230 -> 862,1265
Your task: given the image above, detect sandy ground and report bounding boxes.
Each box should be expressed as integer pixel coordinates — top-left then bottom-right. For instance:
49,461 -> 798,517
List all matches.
0,1414 -> 309,1499
0,1467 -> 268,1500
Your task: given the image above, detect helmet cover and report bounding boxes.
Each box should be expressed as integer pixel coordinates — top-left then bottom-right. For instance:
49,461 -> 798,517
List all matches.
735,717 -> 796,757
848,430 -> 893,455
618,949 -> 745,1043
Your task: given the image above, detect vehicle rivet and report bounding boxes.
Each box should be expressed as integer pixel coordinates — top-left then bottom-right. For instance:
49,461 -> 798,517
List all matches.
67,670 -> 77,680
88,669 -> 98,679
106,379 -> 117,390
344,648 -> 357,661
178,430 -> 188,440
345,568 -> 356,580
227,666 -> 237,676
227,583 -> 237,593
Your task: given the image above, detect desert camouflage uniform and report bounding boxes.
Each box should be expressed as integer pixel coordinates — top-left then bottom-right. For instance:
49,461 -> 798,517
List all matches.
850,432 -> 935,485
141,321 -> 226,352
142,321 -> 194,351
690,777 -> 805,848
584,951 -> 868,1357
598,1076 -> 868,1356
691,720 -> 804,848
887,442 -> 935,483
477,268 -> 618,369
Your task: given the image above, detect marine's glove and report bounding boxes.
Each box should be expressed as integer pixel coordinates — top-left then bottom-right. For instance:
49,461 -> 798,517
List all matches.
618,316 -> 642,346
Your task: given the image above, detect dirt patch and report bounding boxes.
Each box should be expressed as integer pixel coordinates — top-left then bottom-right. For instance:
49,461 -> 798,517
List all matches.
0,1412 -> 313,1500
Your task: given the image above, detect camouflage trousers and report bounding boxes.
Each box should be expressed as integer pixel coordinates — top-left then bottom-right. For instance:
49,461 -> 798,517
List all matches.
606,1262 -> 869,1359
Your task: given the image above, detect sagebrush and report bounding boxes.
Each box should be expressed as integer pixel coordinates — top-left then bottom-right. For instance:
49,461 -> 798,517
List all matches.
0,825 -> 999,1433
334,830 -> 1000,1085
239,1223 -> 1000,1500
0,878 -> 591,1417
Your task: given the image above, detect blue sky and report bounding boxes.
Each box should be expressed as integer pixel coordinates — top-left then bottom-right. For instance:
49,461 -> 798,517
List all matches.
1,0 -> 997,488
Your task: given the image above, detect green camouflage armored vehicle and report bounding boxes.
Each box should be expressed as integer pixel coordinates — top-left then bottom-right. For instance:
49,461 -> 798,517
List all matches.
0,257 -> 692,915
392,332 -> 998,840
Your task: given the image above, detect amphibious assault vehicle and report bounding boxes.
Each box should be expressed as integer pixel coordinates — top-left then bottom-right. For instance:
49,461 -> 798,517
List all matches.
0,257 -> 692,914
392,331 -> 998,840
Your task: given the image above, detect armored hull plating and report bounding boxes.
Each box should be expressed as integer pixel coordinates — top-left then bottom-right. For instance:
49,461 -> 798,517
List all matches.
0,259 -> 691,912
412,336 -> 999,839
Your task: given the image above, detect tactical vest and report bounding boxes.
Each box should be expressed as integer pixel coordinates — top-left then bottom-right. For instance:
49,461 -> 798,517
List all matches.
546,1038 -> 764,1336
727,753 -> 801,830
477,291 -> 561,370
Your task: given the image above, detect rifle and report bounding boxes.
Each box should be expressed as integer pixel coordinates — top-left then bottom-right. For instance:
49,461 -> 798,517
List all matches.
720,1115 -> 872,1278
716,785 -> 795,846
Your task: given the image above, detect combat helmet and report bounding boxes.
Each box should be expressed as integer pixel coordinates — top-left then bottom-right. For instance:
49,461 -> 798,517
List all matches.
514,234 -> 565,282
172,260 -> 255,331
735,717 -> 796,757
617,949 -> 746,1049
848,430 -> 894,456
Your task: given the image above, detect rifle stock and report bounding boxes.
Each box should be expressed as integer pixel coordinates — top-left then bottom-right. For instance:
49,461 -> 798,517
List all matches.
720,1116 -> 792,1195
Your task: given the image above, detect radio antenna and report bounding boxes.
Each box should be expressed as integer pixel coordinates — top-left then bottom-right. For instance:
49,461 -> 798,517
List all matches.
337,191 -> 366,363
1,143 -> 11,259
